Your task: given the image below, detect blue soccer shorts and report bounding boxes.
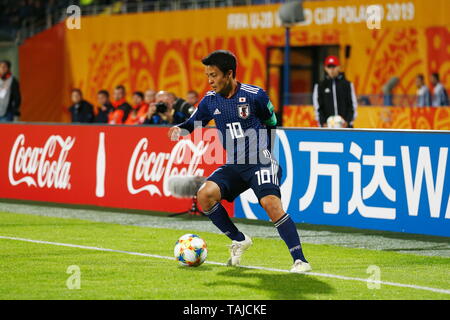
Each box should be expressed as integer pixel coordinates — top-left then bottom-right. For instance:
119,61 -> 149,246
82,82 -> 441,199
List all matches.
206,160 -> 283,203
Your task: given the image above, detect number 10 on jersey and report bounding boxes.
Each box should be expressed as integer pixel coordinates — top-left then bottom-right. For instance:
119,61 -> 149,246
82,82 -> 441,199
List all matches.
226,122 -> 244,139
255,168 -> 278,186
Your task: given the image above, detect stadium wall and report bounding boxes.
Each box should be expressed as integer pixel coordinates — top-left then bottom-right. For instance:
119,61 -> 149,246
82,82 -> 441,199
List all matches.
19,23 -> 67,122
18,0 -> 450,123
1,124 -> 448,237
234,128 -> 450,237
0,124 -> 233,215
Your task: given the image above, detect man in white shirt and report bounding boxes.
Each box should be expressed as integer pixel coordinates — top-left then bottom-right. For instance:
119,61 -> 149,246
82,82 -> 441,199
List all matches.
430,73 -> 449,106
415,74 -> 431,107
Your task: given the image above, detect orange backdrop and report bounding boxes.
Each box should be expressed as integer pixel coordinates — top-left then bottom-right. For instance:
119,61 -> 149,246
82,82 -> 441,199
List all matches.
283,105 -> 450,130
18,0 -> 450,125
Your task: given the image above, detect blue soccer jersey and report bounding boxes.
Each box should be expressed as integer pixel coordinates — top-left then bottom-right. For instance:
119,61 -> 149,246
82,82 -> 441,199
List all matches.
177,83 -> 277,164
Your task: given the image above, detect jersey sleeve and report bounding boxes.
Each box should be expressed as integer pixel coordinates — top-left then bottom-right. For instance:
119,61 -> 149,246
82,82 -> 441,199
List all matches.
176,97 -> 212,133
254,89 -> 277,126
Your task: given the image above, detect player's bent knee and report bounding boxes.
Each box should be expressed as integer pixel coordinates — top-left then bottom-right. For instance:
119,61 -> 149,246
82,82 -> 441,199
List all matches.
197,181 -> 221,211
260,195 -> 284,221
260,195 -> 281,211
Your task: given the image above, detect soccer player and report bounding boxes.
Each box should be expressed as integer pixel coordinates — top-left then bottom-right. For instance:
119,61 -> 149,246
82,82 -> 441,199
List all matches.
168,50 -> 311,273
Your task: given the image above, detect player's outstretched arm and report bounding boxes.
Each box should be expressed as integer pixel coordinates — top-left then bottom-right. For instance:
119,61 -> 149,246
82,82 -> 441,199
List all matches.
168,126 -> 181,141
167,97 -> 212,141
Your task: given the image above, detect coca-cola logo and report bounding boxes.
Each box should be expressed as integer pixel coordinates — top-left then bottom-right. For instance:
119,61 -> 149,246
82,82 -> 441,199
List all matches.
8,134 -> 75,190
127,138 -> 209,197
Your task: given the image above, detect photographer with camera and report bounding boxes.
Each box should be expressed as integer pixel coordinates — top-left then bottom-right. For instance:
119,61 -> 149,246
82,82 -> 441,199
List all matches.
143,91 -> 192,125
166,92 -> 195,124
143,101 -> 160,124
143,91 -> 170,125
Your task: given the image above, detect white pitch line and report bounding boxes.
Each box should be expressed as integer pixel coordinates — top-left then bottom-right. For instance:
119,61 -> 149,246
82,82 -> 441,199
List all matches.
1,235 -> 449,296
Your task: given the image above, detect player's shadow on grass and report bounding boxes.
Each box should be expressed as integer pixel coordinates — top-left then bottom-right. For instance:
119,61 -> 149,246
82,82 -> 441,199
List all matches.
207,267 -> 334,299
176,264 -> 217,271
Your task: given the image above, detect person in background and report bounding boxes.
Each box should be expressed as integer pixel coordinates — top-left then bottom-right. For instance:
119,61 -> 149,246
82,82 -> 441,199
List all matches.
153,90 -> 165,102
143,101 -> 163,125
142,90 -> 191,125
313,55 -> 357,128
186,90 -> 199,106
125,91 -> 149,125
108,85 -> 132,124
143,90 -> 168,125
166,92 -> 194,124
430,73 -> 449,106
144,89 -> 156,105
95,89 -> 114,123
68,88 -> 94,123
382,76 -> 399,106
154,90 -> 173,124
415,74 -> 431,107
0,60 -> 21,122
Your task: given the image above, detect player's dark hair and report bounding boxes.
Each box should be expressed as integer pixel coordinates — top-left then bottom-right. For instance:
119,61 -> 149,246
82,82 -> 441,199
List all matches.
98,89 -> 109,98
115,84 -> 126,92
417,74 -> 424,81
71,88 -> 82,96
202,50 -> 237,78
133,91 -> 144,99
431,73 -> 439,81
0,60 -> 11,69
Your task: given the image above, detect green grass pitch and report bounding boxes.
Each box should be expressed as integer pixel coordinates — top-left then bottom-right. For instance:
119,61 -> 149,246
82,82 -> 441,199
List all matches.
0,211 -> 449,300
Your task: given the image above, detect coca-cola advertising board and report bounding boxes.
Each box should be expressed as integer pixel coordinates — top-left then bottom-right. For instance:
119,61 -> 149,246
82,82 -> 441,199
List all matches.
0,124 -> 232,215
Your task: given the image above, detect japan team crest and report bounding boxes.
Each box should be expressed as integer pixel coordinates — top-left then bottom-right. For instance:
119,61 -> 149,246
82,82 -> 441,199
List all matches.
238,104 -> 250,119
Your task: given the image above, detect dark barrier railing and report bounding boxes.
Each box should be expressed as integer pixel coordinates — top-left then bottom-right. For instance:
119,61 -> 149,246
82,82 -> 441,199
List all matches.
287,93 -> 445,107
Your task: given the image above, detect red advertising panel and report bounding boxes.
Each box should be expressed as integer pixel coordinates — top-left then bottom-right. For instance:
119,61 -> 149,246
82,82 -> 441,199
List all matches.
0,124 -> 232,215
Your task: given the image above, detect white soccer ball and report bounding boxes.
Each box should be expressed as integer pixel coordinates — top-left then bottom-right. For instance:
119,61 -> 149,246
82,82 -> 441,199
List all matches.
174,234 -> 208,267
326,115 -> 346,128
